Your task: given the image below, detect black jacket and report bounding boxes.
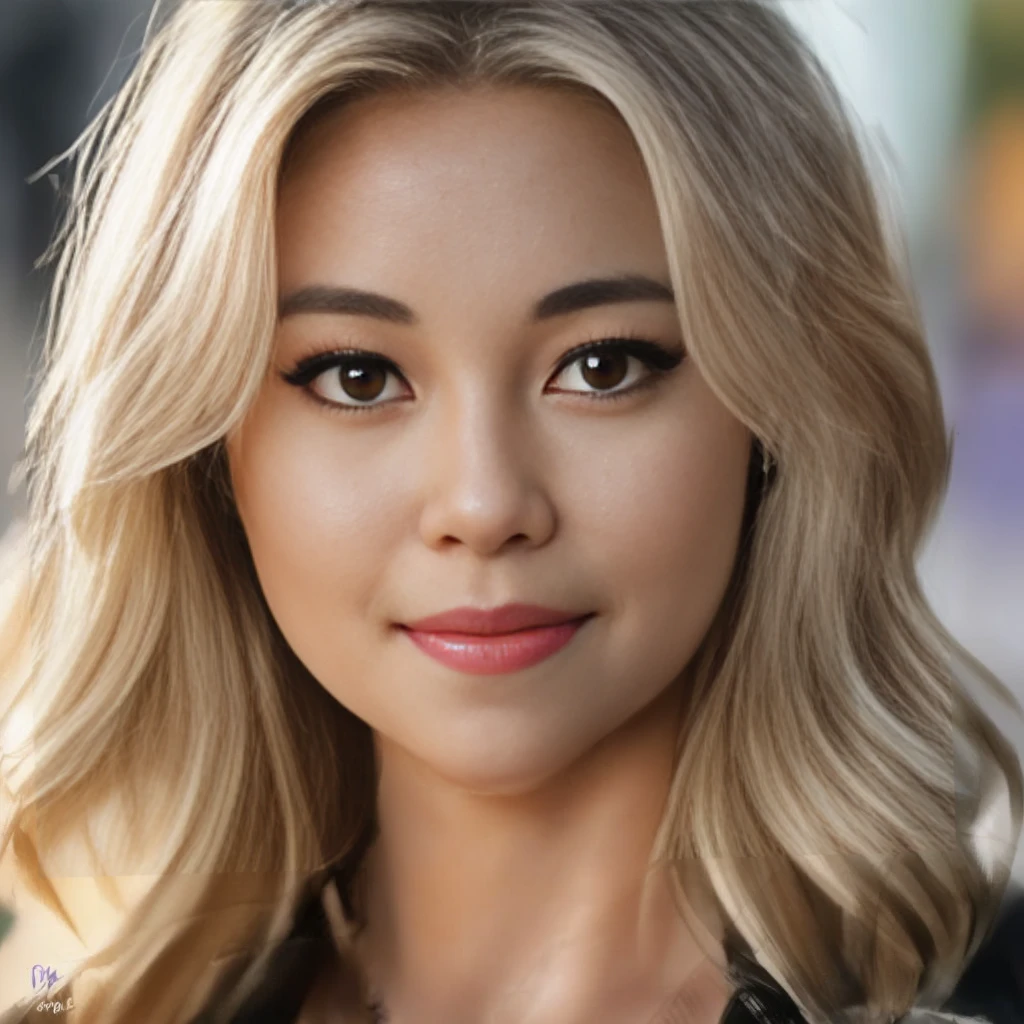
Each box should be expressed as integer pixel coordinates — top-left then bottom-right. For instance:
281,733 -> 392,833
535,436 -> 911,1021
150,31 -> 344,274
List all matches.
719,878 -> 1024,1022
198,877 -> 1024,1024
3,882 -> 1022,1023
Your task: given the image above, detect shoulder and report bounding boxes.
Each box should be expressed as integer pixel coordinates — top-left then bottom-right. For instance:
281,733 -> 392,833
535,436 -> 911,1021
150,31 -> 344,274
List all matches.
720,883 -> 1024,1024
943,882 -> 1024,1024
0,864 -> 146,1011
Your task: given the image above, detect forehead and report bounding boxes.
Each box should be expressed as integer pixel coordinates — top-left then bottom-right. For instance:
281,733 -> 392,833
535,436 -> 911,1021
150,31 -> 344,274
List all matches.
275,85 -> 671,319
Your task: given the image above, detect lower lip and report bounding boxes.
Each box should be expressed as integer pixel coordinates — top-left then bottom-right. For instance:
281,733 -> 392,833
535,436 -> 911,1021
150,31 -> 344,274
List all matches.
399,617 -> 593,675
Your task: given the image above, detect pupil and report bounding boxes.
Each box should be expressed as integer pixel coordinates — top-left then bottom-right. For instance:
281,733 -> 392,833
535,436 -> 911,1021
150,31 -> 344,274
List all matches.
581,352 -> 628,391
342,363 -> 386,402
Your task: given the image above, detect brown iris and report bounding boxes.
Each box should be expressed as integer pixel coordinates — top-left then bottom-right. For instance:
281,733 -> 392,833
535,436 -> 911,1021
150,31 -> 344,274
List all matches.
578,350 -> 629,391
339,362 -> 389,403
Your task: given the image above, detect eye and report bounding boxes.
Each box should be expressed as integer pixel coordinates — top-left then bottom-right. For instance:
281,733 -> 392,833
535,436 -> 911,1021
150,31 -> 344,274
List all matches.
281,336 -> 686,415
547,337 -> 685,402
282,350 -> 409,413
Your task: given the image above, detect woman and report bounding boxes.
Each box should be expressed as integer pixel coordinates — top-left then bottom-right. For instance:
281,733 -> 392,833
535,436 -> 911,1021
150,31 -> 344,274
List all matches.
0,1 -> 1021,1022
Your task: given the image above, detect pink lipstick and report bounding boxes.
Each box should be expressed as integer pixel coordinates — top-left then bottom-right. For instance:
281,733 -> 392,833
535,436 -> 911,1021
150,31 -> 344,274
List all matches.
398,603 -> 594,675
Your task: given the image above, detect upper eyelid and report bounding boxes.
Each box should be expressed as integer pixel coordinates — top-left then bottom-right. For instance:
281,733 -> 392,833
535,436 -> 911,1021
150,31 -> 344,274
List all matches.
551,339 -> 679,381
286,336 -> 678,380
279,337 -> 685,411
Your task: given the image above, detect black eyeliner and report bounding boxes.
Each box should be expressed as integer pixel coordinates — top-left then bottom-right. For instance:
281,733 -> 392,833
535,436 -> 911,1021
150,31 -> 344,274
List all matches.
279,336 -> 686,413
554,337 -> 685,376
281,348 -> 397,388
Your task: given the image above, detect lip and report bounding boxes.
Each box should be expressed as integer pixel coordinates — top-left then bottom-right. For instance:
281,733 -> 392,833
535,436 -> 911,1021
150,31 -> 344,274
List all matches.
402,603 -> 592,636
398,615 -> 594,675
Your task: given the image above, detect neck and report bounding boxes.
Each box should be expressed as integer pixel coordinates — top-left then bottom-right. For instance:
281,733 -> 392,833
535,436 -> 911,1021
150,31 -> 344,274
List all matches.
354,679 -> 730,1024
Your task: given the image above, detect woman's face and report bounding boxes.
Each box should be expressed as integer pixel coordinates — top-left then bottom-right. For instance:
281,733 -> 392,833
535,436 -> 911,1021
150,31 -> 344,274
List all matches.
227,85 -> 752,794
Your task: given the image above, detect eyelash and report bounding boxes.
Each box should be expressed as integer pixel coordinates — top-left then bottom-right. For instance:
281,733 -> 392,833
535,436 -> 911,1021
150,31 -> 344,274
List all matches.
280,333 -> 686,416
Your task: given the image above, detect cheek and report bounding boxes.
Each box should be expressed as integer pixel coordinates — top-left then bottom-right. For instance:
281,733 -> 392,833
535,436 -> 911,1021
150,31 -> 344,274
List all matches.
227,407 -> 395,661
570,406 -> 750,667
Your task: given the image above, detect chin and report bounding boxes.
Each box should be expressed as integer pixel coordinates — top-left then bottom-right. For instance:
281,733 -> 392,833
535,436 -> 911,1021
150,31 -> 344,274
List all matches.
393,725 -> 599,798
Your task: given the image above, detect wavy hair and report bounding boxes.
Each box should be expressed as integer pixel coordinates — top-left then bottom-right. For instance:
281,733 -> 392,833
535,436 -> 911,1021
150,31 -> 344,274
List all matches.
1,1 -> 1020,1022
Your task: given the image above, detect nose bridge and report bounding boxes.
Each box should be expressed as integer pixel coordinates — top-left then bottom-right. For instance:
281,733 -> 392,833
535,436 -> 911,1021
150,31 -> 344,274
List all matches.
418,384 -> 554,554
446,382 -> 522,470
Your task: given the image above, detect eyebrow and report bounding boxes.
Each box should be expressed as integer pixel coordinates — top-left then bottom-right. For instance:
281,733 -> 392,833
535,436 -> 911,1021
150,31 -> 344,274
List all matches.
277,274 -> 676,324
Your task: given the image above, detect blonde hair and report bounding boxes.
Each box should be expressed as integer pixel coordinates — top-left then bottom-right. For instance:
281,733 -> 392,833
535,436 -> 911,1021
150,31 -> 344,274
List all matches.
1,1 -> 1020,1022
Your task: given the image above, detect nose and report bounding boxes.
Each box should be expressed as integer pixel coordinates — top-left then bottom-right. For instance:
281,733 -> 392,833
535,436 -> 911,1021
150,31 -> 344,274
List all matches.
417,398 -> 557,557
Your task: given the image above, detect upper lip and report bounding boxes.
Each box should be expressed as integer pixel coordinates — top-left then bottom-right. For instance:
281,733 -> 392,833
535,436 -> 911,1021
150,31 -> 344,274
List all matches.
402,603 -> 593,636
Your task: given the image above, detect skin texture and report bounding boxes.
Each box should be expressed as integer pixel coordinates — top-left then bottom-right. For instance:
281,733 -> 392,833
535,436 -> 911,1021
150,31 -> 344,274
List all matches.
227,85 -> 752,1023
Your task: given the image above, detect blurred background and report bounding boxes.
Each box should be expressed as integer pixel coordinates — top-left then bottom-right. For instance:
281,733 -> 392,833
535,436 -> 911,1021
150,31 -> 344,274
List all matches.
783,0 -> 1024,882
0,0 -> 1022,890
